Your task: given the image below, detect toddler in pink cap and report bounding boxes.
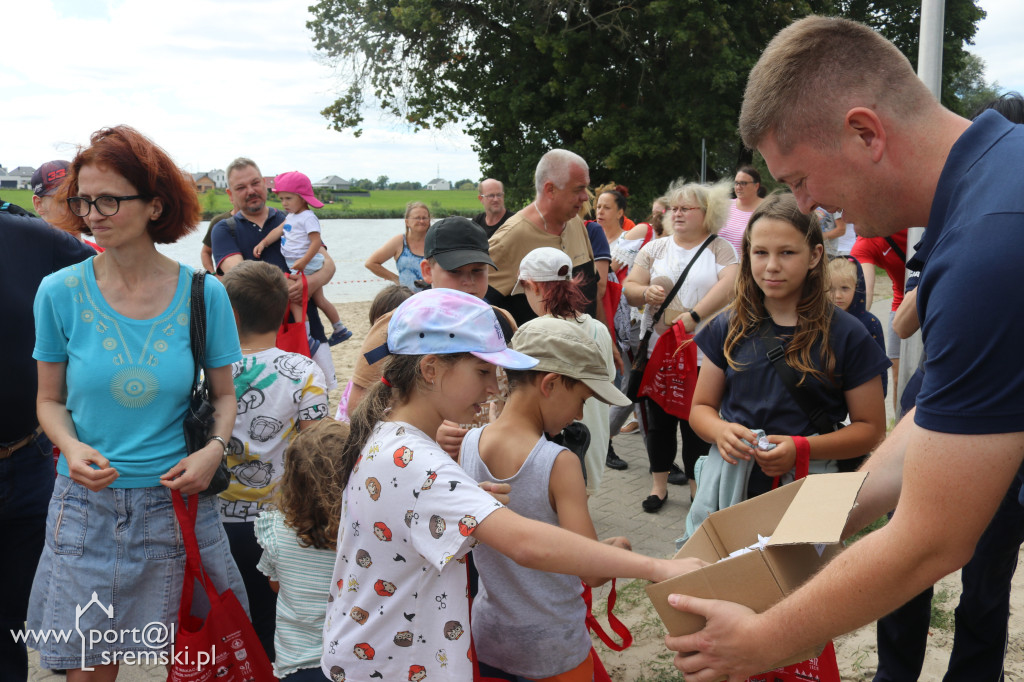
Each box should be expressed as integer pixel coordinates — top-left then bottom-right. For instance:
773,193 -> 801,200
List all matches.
255,171 -> 351,345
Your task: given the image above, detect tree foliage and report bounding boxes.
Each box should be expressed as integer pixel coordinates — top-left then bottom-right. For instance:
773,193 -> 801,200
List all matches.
309,0 -> 987,207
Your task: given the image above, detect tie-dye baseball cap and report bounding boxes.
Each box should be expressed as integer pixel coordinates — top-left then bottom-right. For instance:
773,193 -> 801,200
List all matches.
364,289 -> 537,369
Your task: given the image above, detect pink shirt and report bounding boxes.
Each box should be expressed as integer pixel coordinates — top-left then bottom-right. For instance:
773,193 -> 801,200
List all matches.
718,199 -> 753,255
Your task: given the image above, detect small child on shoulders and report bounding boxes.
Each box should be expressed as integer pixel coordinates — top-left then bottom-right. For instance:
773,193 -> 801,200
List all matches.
255,171 -> 352,345
256,419 -> 349,681
461,315 -> 634,682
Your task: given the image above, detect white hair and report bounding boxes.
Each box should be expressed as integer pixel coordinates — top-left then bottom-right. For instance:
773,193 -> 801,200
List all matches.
534,149 -> 588,196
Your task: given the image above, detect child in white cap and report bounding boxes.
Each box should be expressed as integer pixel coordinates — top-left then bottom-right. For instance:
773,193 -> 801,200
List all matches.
255,171 -> 351,345
461,316 -> 635,681
321,288 -> 702,682
512,246 -> 619,494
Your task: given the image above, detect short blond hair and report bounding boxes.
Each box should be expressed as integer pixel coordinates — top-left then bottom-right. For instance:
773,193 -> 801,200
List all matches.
740,16 -> 936,152
663,179 -> 733,235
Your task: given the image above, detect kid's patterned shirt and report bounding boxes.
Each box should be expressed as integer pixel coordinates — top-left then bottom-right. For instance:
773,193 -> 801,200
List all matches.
321,421 -> 503,682
219,348 -> 328,523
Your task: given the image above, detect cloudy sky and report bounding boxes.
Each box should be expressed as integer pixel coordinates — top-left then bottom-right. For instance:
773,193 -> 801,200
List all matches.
3,0 -> 1021,184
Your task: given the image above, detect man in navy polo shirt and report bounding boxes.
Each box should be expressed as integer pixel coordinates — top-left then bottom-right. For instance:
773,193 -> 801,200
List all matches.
665,16 -> 1024,681
211,157 -> 337,387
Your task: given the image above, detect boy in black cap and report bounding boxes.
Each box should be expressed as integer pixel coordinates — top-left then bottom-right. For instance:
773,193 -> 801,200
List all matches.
349,217 -> 515,419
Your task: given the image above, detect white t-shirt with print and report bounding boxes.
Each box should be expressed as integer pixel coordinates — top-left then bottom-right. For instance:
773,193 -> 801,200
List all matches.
321,421 -> 503,682
219,348 -> 328,523
280,210 -> 322,262
635,236 -> 738,360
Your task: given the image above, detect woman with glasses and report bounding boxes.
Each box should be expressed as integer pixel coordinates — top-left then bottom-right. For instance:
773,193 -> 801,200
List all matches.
719,165 -> 768,255
622,179 -> 739,513
364,200 -> 431,292
29,125 -> 245,679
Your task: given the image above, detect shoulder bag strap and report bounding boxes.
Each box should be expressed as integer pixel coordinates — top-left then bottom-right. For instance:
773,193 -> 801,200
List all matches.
758,322 -> 838,436
651,234 -> 716,327
189,269 -> 208,383
884,236 -> 906,263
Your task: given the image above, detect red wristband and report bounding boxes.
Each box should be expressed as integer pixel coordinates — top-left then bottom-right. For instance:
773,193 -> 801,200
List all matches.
791,435 -> 810,480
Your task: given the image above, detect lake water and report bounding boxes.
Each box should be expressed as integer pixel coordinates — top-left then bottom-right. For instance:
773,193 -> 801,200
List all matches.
157,218 -> 408,303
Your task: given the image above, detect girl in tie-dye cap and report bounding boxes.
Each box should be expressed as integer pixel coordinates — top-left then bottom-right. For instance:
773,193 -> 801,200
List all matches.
322,288 -> 704,682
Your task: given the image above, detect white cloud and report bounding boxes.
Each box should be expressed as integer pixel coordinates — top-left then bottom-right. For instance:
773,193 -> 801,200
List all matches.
1,0 -> 481,182
973,0 -> 1024,93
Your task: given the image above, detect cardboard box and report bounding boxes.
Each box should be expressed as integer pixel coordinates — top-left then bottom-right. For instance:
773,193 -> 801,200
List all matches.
646,471 -> 868,670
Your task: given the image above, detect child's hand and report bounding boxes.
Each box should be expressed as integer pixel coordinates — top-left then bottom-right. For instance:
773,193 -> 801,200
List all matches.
436,420 -> 468,459
602,536 -> 632,551
652,556 -> 709,583
479,481 -> 511,506
292,260 -> 307,272
755,436 -> 797,477
716,423 -> 758,464
253,242 -> 265,258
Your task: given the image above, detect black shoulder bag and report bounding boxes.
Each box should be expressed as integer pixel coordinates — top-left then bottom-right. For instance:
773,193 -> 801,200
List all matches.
759,318 -> 865,472
184,269 -> 231,495
625,235 -> 715,402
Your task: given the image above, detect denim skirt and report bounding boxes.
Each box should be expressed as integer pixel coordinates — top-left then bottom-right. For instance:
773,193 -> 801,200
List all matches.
26,475 -> 247,669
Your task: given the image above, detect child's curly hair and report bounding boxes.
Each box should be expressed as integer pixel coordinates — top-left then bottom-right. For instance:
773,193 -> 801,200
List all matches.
276,419 -> 349,550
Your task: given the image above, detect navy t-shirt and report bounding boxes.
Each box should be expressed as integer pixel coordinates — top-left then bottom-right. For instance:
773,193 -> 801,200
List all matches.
914,111 -> 1024,436
585,221 -> 612,262
696,309 -> 890,437
1,213 -> 95,441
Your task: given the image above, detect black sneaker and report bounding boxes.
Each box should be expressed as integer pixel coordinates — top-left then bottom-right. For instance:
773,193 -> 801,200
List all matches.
667,462 -> 688,485
606,441 -> 628,470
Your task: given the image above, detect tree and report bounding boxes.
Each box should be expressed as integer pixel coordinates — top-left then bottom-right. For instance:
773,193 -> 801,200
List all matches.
947,52 -> 1000,117
308,0 -> 986,208
376,174 -> 390,190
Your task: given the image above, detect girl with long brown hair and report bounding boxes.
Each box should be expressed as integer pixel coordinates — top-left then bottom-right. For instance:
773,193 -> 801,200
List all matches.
685,193 -> 888,534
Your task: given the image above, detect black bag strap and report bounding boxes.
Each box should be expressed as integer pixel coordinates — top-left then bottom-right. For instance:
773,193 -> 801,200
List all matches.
650,234 -> 717,327
189,269 -> 208,388
884,236 -> 906,263
758,320 -> 839,435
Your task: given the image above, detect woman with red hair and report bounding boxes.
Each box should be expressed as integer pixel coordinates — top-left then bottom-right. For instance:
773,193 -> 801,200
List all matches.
29,125 -> 245,679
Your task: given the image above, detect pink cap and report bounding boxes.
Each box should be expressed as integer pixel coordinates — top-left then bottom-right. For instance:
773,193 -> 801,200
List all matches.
272,171 -> 323,208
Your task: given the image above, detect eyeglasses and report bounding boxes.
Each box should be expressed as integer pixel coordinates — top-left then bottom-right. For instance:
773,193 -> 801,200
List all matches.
671,205 -> 701,213
734,180 -> 754,187
480,193 -> 504,199
67,195 -> 145,217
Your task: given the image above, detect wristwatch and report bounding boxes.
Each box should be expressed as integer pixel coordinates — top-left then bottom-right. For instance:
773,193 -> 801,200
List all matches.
206,435 -> 228,459
689,310 -> 701,324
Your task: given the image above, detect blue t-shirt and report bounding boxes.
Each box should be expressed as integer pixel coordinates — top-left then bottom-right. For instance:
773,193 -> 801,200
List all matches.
913,111 -> 1024,435
33,259 -> 241,487
696,310 -> 890,437
585,220 -> 612,262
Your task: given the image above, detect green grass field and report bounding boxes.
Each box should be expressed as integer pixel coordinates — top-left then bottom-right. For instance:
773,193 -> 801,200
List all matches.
1,187 -> 487,220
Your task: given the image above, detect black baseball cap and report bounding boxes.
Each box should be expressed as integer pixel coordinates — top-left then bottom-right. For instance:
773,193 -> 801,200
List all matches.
32,160 -> 70,197
424,216 -> 497,271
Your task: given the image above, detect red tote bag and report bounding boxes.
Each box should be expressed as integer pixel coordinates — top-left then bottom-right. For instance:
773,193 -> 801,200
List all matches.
637,320 -> 698,420
276,272 -> 310,357
168,491 -> 275,682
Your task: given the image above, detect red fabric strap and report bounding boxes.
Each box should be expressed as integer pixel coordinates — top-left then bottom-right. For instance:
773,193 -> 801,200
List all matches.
771,435 -> 812,489
583,579 -> 633,652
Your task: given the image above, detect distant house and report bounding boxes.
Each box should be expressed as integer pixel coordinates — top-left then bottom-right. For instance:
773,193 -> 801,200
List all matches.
313,175 -> 351,191
426,178 -> 451,191
0,166 -> 34,189
191,173 -> 215,194
9,166 -> 35,178
208,169 -> 227,189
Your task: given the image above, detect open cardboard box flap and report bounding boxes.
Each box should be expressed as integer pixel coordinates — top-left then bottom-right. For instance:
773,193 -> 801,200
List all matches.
645,472 -> 868,663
